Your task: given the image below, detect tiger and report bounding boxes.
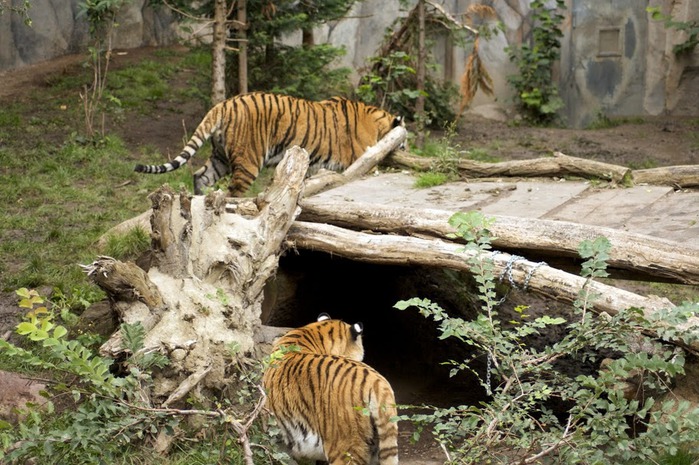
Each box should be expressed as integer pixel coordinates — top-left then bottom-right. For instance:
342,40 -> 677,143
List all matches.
134,92 -> 404,196
262,313 -> 399,465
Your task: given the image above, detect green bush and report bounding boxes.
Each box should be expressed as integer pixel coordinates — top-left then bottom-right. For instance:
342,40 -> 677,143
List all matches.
396,211 -> 699,464
506,0 -> 565,125
0,289 -> 273,465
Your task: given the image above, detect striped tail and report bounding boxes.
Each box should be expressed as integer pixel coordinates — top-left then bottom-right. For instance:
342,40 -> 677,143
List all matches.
374,387 -> 399,465
134,106 -> 221,175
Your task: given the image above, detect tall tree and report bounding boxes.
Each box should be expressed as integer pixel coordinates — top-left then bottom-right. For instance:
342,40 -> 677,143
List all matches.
160,0 -> 357,102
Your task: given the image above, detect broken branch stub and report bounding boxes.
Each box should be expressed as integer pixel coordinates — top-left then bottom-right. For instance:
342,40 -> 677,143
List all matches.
86,146 -> 310,404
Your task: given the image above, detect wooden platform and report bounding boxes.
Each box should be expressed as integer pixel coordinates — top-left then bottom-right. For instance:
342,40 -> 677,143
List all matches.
312,173 -> 699,249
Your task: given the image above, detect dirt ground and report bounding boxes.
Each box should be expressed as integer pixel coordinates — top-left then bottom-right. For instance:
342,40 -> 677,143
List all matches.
1,46 -> 698,464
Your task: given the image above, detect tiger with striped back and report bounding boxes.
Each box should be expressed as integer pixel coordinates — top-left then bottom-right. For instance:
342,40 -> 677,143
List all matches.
134,92 -> 403,196
263,313 -> 399,465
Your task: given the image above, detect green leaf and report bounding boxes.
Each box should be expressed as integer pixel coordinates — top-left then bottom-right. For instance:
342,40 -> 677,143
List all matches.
16,322 -> 36,335
53,325 -> 68,339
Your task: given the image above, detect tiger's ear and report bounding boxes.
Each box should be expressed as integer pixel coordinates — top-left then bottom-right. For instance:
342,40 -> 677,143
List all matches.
351,322 -> 364,339
392,116 -> 404,128
317,313 -> 331,322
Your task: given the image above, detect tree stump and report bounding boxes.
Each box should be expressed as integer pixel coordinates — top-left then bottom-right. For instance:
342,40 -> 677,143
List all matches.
84,146 -> 310,403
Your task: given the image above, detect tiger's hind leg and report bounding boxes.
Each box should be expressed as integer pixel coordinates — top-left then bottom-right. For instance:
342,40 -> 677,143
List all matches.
227,156 -> 261,197
192,149 -> 230,195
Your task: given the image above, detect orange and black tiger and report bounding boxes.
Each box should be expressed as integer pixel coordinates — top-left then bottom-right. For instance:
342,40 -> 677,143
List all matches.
262,313 -> 399,465
134,92 -> 403,196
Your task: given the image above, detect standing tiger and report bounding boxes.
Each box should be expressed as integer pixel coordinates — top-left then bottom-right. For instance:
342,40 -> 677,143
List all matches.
134,92 -> 403,196
262,313 -> 399,465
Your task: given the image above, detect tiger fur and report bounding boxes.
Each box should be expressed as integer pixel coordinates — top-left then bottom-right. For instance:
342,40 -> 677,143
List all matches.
262,313 -> 399,465
134,92 -> 403,196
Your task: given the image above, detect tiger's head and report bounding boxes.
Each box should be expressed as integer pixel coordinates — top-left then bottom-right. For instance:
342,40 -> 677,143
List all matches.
277,313 -> 365,362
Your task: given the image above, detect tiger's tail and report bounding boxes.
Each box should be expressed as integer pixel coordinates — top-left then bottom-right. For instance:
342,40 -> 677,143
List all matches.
134,104 -> 222,174
374,384 -> 399,465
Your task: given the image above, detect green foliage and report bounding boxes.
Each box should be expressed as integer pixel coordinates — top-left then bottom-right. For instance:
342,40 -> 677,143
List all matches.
412,122 -> 462,187
218,0 -> 355,100
648,7 -> 699,55
506,0 -> 565,125
395,213 -> 699,464
102,227 -> 151,261
0,289 -> 275,465
0,0 -> 32,26
357,50 -> 458,129
246,43 -> 353,100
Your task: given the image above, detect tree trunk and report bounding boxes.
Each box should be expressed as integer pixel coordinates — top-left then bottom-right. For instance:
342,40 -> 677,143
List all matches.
633,165 -> 699,187
211,0 -> 228,103
387,150 -> 699,188
414,0 -> 426,148
85,147 -> 310,403
237,0 -> 248,94
297,200 -> 699,285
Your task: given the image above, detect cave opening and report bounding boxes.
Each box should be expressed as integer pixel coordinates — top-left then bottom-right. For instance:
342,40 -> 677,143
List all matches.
261,250 -> 489,407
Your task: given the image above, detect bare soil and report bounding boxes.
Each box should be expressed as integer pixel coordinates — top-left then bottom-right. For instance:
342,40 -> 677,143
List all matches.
1,45 -> 698,464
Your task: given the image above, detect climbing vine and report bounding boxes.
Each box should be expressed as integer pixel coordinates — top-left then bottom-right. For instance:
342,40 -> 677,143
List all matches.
506,0 -> 565,125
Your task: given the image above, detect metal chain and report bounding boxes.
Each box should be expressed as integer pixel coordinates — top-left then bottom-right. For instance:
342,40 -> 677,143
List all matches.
485,353 -> 492,396
483,252 -> 547,395
496,253 -> 548,292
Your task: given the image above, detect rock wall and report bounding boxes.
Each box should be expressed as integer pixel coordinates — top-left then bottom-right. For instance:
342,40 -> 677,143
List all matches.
0,0 -> 176,70
313,0 -> 699,126
2,0 -> 696,126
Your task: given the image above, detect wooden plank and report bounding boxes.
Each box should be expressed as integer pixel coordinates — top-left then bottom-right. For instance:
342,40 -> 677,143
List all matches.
313,172 -> 513,211
621,190 -> 699,247
544,185 -> 674,228
476,180 -> 590,218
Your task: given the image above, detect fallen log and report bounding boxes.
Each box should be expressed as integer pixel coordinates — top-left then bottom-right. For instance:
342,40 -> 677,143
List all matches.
387,150 -> 632,183
633,165 -> 699,188
387,150 -> 699,188
286,221 -> 699,352
297,200 -> 699,285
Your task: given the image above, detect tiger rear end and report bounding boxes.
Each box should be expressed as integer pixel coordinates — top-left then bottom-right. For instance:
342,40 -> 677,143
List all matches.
262,313 -> 399,465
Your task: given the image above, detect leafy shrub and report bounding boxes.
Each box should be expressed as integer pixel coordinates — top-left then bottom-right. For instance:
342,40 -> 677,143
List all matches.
395,211 -> 699,464
506,0 -> 565,125
0,289 -> 272,465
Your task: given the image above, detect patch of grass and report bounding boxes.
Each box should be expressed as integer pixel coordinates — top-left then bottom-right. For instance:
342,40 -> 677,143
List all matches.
101,227 -> 151,261
652,448 -> 699,465
464,147 -> 501,163
0,48 -> 204,295
689,132 -> 699,151
108,59 -> 177,111
414,172 -> 449,188
628,159 -> 659,170
587,111 -> 645,129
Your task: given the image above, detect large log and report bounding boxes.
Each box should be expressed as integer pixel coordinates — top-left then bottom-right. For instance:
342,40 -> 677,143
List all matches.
286,221 -> 699,352
297,200 -> 699,285
387,150 -> 699,187
633,165 -> 699,188
387,150 -> 632,183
